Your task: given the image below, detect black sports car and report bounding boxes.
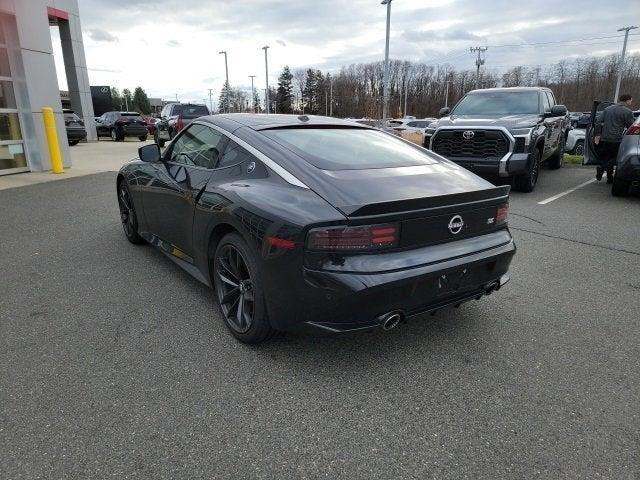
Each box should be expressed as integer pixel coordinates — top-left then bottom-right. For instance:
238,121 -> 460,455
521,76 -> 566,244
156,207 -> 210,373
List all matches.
117,114 -> 516,343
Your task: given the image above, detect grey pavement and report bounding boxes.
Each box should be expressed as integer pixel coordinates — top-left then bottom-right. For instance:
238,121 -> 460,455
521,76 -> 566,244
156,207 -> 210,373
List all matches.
1,167 -> 639,479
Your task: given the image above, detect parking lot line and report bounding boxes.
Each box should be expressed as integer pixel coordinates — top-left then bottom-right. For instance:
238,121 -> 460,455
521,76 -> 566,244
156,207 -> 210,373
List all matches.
537,178 -> 596,205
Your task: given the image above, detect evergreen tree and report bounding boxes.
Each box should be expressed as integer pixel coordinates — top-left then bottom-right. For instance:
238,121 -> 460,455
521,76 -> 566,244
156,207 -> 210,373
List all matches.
303,69 -> 318,114
276,66 -> 294,114
218,81 -> 232,113
132,87 -> 151,114
252,90 -> 261,113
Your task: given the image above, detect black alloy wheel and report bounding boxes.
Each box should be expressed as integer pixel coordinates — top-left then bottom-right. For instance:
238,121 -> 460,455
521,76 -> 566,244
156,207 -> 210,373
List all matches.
212,233 -> 274,343
548,134 -> 565,170
573,140 -> 584,156
117,181 -> 144,244
514,148 -> 541,192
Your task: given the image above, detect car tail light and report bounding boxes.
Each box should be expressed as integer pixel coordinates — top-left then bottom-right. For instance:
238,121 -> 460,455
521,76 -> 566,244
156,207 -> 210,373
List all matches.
626,124 -> 640,136
495,203 -> 509,225
176,115 -> 184,131
306,223 -> 399,251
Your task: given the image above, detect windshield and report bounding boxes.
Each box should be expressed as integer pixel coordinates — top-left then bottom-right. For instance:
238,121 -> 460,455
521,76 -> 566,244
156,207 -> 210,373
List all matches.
263,127 -> 437,170
452,91 -> 540,116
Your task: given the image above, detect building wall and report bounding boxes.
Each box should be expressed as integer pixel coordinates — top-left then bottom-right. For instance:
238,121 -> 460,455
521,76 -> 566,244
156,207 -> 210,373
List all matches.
0,0 -> 94,173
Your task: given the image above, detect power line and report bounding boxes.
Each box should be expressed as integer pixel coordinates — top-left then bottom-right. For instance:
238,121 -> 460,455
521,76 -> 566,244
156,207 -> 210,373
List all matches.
487,33 -> 627,48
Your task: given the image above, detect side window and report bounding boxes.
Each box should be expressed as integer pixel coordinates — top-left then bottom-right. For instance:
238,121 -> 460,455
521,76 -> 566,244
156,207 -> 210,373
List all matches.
218,140 -> 256,169
541,92 -> 551,113
407,122 -> 417,127
169,124 -> 225,169
545,91 -> 555,108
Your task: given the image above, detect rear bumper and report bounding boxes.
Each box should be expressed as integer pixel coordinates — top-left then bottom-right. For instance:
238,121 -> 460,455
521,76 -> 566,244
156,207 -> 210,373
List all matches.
121,125 -> 148,137
616,155 -> 640,181
267,233 -> 516,334
66,128 -> 87,141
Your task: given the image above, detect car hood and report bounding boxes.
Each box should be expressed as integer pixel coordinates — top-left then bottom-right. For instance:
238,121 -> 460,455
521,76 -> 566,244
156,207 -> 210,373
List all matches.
435,114 -> 541,130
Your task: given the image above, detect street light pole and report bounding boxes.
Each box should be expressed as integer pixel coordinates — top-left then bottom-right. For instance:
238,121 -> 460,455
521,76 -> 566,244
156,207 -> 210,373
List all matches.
249,75 -> 256,113
329,77 -> 333,116
613,25 -> 638,102
219,50 -> 229,113
381,0 -> 392,121
262,46 -> 270,114
470,46 -> 487,89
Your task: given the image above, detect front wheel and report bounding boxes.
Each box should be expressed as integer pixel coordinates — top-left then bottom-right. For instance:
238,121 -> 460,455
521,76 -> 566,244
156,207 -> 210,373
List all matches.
573,139 -> 584,156
139,135 -> 148,141
547,135 -> 565,170
68,140 -> 79,146
212,233 -> 274,344
514,148 -> 541,192
117,181 -> 144,244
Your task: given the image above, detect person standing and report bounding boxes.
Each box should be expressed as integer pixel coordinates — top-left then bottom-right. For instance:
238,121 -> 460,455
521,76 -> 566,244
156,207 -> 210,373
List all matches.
597,93 -> 635,183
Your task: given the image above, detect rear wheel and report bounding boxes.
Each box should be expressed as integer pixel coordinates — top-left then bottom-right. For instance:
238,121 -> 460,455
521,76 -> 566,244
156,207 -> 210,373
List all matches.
514,148 -> 541,192
117,181 -> 144,244
139,135 -> 148,141
68,140 -> 79,146
212,233 -> 274,344
611,177 -> 629,197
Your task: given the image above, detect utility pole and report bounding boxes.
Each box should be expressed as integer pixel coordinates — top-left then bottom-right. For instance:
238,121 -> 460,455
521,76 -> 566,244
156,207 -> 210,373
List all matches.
381,0 -> 392,120
613,25 -> 638,102
248,75 -> 256,113
207,88 -> 214,113
470,46 -> 487,90
403,76 -> 409,117
219,51 -> 229,113
262,46 -> 270,114
444,80 -> 451,108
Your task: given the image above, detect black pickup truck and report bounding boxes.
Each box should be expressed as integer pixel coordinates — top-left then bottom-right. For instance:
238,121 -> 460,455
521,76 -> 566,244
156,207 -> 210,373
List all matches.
424,87 -> 569,192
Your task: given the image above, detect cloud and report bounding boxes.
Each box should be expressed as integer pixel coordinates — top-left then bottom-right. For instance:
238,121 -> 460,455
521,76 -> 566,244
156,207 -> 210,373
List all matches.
276,39 -> 287,47
403,29 -> 482,42
166,39 -> 181,47
88,28 -> 117,42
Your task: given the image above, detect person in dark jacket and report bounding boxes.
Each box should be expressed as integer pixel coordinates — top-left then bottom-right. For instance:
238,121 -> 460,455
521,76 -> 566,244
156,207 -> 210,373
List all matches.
597,93 -> 635,183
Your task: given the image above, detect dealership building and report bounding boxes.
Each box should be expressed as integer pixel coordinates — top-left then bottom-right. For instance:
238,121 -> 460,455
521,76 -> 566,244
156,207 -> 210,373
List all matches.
0,0 -> 94,176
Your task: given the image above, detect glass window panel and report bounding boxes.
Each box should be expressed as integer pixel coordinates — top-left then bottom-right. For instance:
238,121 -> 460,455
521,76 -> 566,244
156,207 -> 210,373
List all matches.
0,80 -> 16,108
0,112 -> 21,141
0,143 -> 26,170
0,48 -> 10,77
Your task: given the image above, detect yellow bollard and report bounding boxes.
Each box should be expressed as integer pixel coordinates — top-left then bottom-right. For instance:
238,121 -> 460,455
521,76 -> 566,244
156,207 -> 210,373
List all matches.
42,106 -> 64,174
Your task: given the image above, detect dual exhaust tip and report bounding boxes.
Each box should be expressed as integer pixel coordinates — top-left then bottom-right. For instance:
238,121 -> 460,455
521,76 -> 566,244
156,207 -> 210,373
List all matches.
378,279 -> 503,331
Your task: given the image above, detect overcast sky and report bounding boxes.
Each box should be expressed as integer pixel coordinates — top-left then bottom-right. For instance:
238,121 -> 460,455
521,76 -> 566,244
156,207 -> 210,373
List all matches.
52,0 -> 640,104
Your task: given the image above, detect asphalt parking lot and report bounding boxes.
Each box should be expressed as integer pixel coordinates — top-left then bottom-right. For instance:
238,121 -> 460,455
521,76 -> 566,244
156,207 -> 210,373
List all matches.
1,165 -> 639,479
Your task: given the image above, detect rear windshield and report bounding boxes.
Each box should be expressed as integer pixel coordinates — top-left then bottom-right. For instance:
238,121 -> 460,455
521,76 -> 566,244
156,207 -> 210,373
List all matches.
173,104 -> 209,116
262,128 -> 437,170
452,91 -> 540,115
121,113 -> 144,121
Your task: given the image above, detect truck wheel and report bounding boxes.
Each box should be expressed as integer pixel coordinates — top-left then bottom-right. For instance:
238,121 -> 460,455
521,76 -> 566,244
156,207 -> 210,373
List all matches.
547,135 -> 565,170
611,177 -> 629,197
514,148 -> 541,192
154,131 -> 166,148
572,140 -> 584,156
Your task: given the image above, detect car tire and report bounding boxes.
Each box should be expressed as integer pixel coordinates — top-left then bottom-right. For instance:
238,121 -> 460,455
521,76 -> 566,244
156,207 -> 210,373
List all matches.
611,177 -> 629,197
547,134 -> 565,170
117,180 -> 144,244
212,233 -> 275,344
68,140 -> 79,146
514,148 -> 541,192
572,139 -> 584,156
139,135 -> 148,141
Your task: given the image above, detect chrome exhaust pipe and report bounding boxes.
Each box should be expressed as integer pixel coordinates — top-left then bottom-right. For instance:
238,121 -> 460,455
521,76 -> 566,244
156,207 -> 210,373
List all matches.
485,281 -> 501,295
380,312 -> 403,331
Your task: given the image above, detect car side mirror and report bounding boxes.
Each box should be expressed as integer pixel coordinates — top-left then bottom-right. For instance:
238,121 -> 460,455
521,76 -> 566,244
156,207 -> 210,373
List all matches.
439,107 -> 450,117
548,105 -> 568,117
139,143 -> 161,163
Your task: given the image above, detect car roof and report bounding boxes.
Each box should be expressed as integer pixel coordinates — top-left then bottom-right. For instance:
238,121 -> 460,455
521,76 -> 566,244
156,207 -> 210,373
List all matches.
199,113 -> 369,131
468,87 -> 550,94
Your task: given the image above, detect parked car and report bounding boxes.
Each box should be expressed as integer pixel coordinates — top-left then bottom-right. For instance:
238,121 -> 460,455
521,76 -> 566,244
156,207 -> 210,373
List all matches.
154,103 -> 210,147
565,128 -> 585,155
425,87 -> 569,192
142,115 -> 160,135
63,109 -> 86,146
117,114 -> 515,344
388,118 -> 436,134
96,111 -> 149,141
584,102 -> 640,196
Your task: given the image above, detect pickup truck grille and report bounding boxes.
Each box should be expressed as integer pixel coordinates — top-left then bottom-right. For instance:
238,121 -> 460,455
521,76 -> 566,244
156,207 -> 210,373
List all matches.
432,129 -> 510,159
